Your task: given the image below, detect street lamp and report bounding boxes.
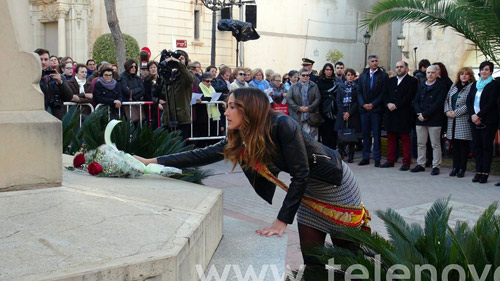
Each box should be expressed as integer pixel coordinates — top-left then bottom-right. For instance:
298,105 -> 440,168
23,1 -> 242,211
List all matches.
397,33 -> 406,60
200,0 -> 225,66
363,31 -> 371,65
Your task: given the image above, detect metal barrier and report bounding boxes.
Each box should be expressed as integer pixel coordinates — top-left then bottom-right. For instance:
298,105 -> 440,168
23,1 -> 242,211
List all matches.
187,101 -> 227,141
63,102 -> 95,127
95,101 -> 155,127
67,100 -> 226,141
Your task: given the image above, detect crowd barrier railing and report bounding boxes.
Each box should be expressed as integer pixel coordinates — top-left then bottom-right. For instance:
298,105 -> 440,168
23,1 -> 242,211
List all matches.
65,100 -> 226,141
95,101 -> 156,127
187,101 -> 227,141
63,102 -> 95,127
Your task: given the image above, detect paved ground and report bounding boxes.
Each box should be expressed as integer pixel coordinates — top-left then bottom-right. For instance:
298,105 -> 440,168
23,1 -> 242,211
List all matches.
201,153 -> 500,269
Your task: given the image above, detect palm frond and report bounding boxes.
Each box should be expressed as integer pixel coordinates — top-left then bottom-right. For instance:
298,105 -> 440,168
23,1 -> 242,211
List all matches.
363,0 -> 500,65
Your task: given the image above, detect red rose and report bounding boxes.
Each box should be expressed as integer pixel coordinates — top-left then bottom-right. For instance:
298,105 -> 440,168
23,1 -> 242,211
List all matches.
73,153 -> 85,168
88,162 -> 103,175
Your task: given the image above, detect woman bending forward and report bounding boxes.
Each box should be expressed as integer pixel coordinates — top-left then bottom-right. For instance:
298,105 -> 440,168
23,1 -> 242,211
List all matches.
134,87 -> 368,277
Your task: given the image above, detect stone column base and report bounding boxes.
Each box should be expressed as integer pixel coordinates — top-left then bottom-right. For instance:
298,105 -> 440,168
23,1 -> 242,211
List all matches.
0,110 -> 62,191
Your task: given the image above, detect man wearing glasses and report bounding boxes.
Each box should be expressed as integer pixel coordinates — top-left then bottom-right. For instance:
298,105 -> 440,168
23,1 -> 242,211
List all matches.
380,61 -> 418,171
357,55 -> 389,167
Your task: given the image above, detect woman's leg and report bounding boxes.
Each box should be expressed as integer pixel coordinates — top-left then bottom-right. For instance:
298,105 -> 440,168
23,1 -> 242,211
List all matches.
298,223 -> 328,280
481,126 -> 497,174
451,139 -> 460,171
471,127 -> 484,173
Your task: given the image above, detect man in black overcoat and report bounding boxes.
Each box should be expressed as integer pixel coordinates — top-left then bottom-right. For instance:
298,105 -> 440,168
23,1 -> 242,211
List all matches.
380,61 -> 418,171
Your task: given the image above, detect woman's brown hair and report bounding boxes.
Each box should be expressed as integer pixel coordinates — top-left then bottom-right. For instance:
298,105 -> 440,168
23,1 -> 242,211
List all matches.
224,88 -> 276,169
454,67 -> 476,85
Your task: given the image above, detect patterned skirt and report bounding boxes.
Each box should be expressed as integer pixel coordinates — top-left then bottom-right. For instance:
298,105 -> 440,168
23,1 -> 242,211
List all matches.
296,162 -> 362,234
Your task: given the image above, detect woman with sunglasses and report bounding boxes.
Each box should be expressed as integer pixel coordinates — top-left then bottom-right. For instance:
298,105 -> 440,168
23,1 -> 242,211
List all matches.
287,68 -> 322,140
119,59 -> 145,123
134,87 -> 368,279
230,67 -> 249,91
466,61 -> 500,184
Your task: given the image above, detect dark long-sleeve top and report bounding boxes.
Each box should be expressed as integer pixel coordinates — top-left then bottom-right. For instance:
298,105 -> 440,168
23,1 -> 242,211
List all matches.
157,113 -> 348,224
466,80 -> 500,126
93,79 -> 122,106
413,79 -> 447,127
382,74 -> 418,133
357,67 -> 389,113
119,71 -> 145,101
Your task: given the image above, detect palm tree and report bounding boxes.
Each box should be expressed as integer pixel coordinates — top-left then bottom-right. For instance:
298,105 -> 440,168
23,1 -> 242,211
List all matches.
363,0 -> 500,66
310,199 -> 500,281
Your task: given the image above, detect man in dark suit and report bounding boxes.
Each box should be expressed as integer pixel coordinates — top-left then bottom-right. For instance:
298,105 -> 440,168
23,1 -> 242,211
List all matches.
357,55 -> 389,167
380,61 -> 418,170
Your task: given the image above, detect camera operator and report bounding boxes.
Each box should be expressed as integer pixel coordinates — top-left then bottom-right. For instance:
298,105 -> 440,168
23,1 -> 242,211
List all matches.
155,50 -> 194,139
34,48 -> 73,120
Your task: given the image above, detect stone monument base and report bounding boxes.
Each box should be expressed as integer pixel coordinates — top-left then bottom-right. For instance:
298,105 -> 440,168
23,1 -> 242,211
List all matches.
0,111 -> 62,191
0,155 -> 223,281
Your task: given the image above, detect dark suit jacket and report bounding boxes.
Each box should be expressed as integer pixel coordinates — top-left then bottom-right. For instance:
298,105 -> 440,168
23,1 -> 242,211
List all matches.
413,80 -> 447,127
357,67 -> 389,113
382,74 -> 418,133
466,80 -> 500,126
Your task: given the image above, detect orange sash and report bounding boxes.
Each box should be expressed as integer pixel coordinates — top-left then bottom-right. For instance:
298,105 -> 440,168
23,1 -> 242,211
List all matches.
254,163 -> 371,228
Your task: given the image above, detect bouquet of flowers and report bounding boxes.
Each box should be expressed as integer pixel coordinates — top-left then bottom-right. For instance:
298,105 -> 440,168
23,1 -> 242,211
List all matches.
72,120 -> 181,178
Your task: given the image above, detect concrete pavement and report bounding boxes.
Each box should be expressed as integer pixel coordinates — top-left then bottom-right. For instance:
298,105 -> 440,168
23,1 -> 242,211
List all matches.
201,153 -> 500,269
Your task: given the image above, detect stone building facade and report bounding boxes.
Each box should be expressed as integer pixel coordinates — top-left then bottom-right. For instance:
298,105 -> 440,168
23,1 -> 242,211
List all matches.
28,0 -> 405,75
399,22 -> 497,79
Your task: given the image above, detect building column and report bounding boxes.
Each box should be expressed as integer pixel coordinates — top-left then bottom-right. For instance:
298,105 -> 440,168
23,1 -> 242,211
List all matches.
57,11 -> 66,57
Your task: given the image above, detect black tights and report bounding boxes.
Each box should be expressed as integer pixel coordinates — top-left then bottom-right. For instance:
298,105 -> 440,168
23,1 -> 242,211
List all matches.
298,223 -> 359,281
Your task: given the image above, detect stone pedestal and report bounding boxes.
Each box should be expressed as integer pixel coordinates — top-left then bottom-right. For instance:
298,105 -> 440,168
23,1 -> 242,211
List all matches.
0,0 -> 62,190
0,155 -> 223,281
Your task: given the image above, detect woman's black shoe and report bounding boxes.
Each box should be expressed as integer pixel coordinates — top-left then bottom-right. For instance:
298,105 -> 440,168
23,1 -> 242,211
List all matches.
480,174 -> 489,184
449,168 -> 457,177
457,169 -> 465,178
472,173 -> 481,183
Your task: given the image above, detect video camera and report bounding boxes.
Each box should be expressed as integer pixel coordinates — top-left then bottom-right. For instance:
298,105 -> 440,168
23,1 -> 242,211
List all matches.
158,49 -> 183,81
42,68 -> 57,76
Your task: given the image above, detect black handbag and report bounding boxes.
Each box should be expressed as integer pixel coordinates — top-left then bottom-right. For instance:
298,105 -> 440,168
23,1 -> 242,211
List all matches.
337,121 -> 358,144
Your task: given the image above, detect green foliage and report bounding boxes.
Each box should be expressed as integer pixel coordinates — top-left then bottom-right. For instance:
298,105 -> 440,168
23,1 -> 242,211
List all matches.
326,49 -> 344,63
92,33 -> 140,65
362,0 -> 500,66
62,107 -> 210,183
62,106 -> 82,155
312,199 -> 500,281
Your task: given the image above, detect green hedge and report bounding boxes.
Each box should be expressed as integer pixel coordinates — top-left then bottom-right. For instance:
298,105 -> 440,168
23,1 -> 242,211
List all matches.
92,33 -> 140,65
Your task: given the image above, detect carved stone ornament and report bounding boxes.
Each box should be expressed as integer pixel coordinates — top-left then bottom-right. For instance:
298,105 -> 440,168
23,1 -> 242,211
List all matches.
29,0 -> 58,5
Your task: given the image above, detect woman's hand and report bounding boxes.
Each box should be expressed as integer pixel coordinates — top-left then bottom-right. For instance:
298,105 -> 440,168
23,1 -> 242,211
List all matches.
133,155 -> 157,165
446,111 -> 456,118
256,219 -> 287,237
85,93 -> 93,99
471,114 -> 479,123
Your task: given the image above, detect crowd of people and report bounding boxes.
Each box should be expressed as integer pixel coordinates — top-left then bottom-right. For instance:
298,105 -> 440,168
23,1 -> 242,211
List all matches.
34,47 -> 500,185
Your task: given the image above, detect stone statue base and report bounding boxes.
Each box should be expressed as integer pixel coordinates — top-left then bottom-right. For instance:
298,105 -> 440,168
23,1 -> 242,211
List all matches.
0,111 -> 62,191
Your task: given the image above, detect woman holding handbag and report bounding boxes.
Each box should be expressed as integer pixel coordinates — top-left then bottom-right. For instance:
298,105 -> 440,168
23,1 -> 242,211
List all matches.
335,68 -> 361,163
134,87 -> 369,279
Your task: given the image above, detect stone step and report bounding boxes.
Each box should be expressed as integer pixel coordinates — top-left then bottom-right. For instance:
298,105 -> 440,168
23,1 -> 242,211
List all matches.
203,216 -> 288,281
